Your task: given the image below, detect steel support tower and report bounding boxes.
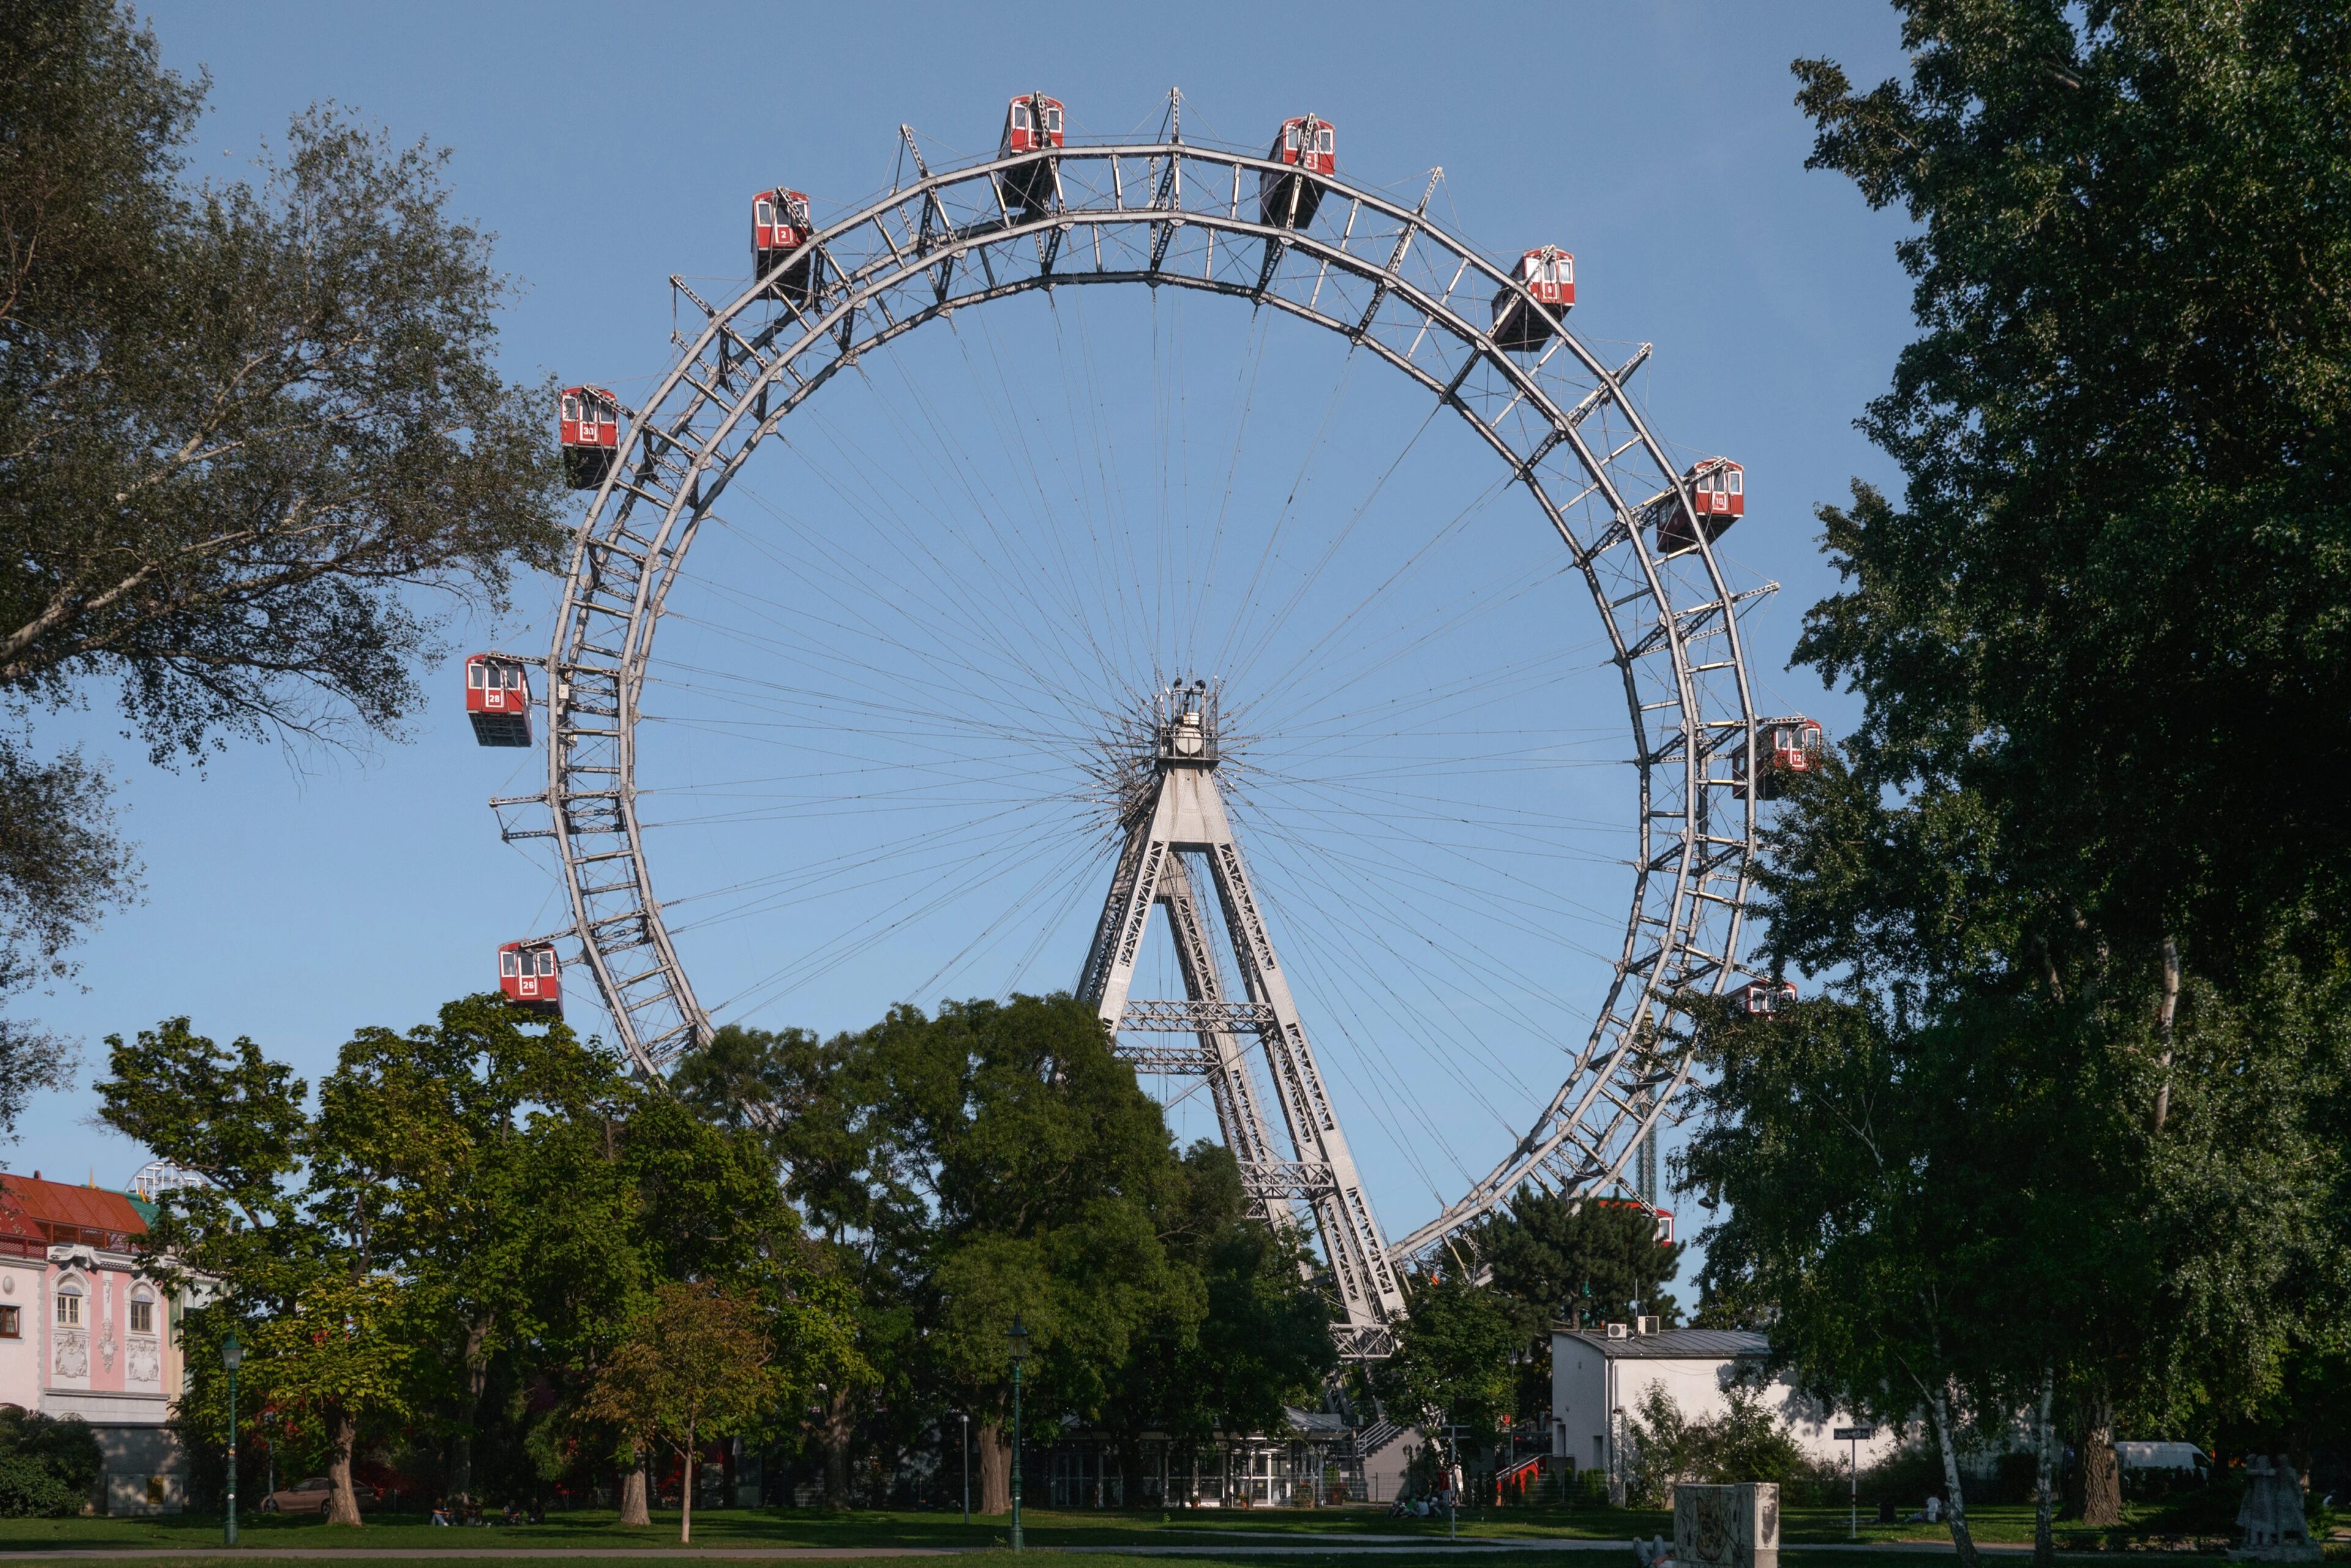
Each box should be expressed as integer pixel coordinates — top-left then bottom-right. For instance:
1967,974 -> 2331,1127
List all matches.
1076,683 -> 1406,1360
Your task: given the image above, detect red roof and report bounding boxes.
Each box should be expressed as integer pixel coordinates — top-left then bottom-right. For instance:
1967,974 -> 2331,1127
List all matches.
0,1174 -> 148,1247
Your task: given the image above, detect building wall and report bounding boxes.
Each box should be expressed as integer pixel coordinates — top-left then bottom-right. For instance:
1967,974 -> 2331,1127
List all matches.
0,1227 -> 190,1515
0,1254 -> 47,1412
1553,1333 -> 1902,1481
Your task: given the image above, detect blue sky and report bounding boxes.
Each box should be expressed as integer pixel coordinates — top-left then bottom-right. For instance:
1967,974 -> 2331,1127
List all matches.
17,1 -> 1916,1280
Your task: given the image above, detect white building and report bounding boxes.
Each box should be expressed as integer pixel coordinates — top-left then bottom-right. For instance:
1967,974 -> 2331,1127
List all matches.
1551,1324 -> 1900,1484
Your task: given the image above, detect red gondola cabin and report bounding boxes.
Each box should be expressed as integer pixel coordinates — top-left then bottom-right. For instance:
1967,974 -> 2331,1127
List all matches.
1492,247 -> 1575,352
1652,457 -> 1745,552
498,941 -> 561,1017
465,655 -> 533,748
1731,716 -> 1824,800
753,189 -> 816,303
1259,115 -> 1335,230
1741,978 -> 1799,1016
559,386 -> 619,489
997,93 -> 1064,219
1593,1196 -> 1677,1248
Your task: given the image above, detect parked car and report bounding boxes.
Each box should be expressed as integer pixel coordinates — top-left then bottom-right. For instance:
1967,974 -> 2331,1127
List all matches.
261,1476 -> 379,1515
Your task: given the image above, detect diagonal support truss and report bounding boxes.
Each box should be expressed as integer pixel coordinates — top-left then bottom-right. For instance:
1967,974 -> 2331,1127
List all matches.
1078,685 -> 1404,1354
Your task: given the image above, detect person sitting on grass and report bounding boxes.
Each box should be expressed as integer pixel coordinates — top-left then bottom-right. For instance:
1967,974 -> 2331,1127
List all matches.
429,1499 -> 452,1528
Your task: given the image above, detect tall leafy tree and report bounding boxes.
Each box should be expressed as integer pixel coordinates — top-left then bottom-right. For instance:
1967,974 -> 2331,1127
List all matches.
1790,0 -> 2351,972
0,1 -> 563,1052
1477,1191 -> 1685,1431
99,997 -> 860,1525
1708,3 -> 2351,1552
695,997 -> 1336,1511
1371,1275 -> 1518,1484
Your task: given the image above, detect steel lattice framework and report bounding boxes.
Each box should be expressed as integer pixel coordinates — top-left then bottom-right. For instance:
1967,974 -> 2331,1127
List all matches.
498,100 -> 1767,1280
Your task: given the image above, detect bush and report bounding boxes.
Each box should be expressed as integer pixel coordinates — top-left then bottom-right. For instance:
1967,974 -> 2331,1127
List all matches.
0,1411 -> 100,1517
0,1455 -> 81,1518
1624,1382 -> 1837,1507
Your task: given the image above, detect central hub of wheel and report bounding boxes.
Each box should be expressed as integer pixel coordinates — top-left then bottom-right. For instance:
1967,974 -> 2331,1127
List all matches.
1153,679 -> 1220,767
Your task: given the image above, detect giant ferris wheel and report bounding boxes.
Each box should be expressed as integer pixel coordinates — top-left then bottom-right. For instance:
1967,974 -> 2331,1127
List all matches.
466,92 -> 1814,1358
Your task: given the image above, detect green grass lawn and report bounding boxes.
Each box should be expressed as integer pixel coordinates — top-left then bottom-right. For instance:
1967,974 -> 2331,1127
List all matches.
0,1499 -> 2301,1558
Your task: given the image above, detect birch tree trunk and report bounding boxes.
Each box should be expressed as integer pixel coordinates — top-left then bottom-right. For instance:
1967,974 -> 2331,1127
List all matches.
2153,936 -> 2181,1131
978,1422 -> 1012,1515
2031,1370 -> 2059,1568
680,1437 -> 696,1545
1924,1387 -> 1982,1568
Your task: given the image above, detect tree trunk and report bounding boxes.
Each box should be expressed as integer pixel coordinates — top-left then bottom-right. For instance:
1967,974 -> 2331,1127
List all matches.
1924,1386 -> 1982,1568
618,1458 -> 650,1527
2153,936 -> 2181,1132
721,1438 -> 737,1509
1118,1434 -> 1144,1513
978,1421 -> 1011,1515
326,1409 -> 364,1527
821,1386 -> 853,1508
680,1432 -> 696,1545
449,1315 -> 492,1504
2031,1368 -> 2058,1568
2080,1387 -> 2121,1528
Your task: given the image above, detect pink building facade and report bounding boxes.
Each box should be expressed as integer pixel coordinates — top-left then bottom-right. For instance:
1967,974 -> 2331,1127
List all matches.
0,1173 -> 192,1514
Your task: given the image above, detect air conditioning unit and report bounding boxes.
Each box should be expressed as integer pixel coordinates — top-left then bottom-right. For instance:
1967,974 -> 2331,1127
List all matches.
1605,1322 -> 1630,1339
1637,1315 -> 1662,1336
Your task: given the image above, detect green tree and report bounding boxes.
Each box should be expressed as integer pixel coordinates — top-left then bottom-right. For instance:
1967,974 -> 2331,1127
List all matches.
696,997 -> 1335,1512
582,1281 -> 776,1544
1477,1191 -> 1685,1430
246,1274 -> 419,1525
1373,1275 -> 1518,1488
0,1 -> 562,1051
1682,989 -> 2008,1567
1717,2 -> 2351,1551
97,998 -> 860,1524
1094,1141 -> 1336,1507
1789,0 -> 2351,972
0,740 -> 135,1124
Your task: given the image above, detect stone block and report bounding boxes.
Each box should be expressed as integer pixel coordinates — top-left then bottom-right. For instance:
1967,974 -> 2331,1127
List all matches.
1674,1482 -> 1780,1568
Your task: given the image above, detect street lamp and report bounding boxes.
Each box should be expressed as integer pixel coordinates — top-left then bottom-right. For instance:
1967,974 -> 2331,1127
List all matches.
960,1411 -> 970,1526
222,1330 -> 242,1548
1005,1319 -> 1031,1553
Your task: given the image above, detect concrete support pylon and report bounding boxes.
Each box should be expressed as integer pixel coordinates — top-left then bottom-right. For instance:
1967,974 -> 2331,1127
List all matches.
1076,682 -> 1403,1357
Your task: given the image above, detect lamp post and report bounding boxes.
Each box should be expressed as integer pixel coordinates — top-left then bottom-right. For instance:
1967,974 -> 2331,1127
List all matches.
960,1411 -> 970,1526
222,1330 -> 242,1548
1005,1319 -> 1031,1553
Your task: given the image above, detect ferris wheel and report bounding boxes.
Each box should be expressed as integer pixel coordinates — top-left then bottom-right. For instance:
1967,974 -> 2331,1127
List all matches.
470,91 -> 1810,1356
